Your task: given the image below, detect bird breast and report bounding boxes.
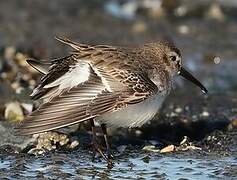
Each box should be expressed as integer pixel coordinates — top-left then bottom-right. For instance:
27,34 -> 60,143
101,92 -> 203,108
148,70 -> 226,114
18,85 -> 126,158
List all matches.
96,93 -> 166,128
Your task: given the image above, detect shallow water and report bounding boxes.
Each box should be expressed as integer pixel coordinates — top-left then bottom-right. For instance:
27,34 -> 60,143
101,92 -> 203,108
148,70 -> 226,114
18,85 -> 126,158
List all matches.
0,151 -> 236,179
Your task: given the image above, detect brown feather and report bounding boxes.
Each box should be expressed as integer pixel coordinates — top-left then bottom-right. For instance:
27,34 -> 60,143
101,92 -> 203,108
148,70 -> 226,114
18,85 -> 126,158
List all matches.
17,37 -> 169,135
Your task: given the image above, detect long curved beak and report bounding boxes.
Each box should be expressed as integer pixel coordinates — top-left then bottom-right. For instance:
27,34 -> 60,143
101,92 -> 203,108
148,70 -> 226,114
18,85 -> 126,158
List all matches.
178,67 -> 208,94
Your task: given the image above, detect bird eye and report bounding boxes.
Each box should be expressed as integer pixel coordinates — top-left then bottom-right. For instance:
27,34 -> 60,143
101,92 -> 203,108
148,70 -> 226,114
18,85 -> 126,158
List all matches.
170,56 -> 176,62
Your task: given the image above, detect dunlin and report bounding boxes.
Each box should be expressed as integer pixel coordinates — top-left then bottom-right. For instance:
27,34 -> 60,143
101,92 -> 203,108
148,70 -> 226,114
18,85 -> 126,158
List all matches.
17,37 -> 207,164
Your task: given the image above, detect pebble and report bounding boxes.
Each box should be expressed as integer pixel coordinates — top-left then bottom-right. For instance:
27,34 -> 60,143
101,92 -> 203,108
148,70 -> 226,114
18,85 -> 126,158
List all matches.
15,87 -> 25,94
184,106 -> 189,111
175,107 -> 183,113
231,118 -> 237,128
22,74 -> 31,81
175,6 -> 187,17
69,140 -> 79,149
201,111 -> 210,117
142,145 -> 160,153
180,136 -> 188,145
207,135 -> 217,141
179,145 -> 202,151
28,148 -> 45,155
143,0 -> 164,19
132,21 -> 147,34
59,134 -> 69,146
214,56 -> 221,64
0,72 -> 7,79
27,132 -> 83,155
29,79 -> 36,86
135,129 -> 142,136
160,145 -> 175,153
177,25 -> 190,35
205,2 -> 225,21
228,118 -> 237,130
177,136 -> 202,151
4,101 -> 24,122
35,132 -> 70,151
11,81 -> 20,90
170,112 -> 178,117
4,46 -> 16,60
15,52 -> 28,67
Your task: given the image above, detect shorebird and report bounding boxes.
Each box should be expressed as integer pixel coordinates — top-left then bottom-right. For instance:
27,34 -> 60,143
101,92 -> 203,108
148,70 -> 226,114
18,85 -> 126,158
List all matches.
17,37 -> 207,164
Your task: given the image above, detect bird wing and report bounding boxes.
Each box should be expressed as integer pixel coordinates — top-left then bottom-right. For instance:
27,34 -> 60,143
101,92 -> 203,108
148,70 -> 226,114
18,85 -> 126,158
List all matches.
18,62 -> 118,135
17,38 -> 158,135
29,54 -> 79,100
27,59 -> 51,74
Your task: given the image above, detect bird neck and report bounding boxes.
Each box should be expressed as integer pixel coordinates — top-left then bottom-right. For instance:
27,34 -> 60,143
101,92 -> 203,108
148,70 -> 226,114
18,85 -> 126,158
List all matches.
151,68 -> 172,95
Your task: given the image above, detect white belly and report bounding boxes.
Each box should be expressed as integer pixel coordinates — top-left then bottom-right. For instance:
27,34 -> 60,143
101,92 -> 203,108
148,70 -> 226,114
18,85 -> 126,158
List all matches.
96,93 -> 166,128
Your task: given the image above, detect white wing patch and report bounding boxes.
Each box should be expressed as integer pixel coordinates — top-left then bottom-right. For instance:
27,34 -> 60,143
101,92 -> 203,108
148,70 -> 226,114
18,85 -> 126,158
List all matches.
93,67 -> 112,92
44,61 -> 90,90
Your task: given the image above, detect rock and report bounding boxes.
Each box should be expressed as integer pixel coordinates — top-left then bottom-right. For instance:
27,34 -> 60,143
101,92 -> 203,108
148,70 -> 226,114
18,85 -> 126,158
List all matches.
132,21 -> 147,34
14,52 -> 28,67
177,25 -> 190,35
135,129 -> 142,136
160,145 -> 175,153
58,134 -> 69,146
11,81 -> 21,90
228,117 -> 237,130
37,132 -> 69,149
4,46 -> 16,60
231,118 -> 237,128
205,2 -> 225,21
142,0 -> 165,19
174,107 -> 183,113
176,136 -> 202,151
27,131 -> 82,155
214,56 -> 221,64
69,140 -> 79,149
4,101 -> 24,122
200,111 -> 210,117
175,5 -> 188,17
142,145 -> 160,153
28,148 -> 45,155
180,136 -> 189,145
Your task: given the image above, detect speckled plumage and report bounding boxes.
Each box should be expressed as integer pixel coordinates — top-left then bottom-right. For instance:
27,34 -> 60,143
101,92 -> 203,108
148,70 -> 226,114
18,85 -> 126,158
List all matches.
17,37 -> 207,135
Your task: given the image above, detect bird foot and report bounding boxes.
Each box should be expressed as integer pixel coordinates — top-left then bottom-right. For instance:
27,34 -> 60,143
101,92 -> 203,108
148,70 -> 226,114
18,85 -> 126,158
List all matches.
91,141 -> 114,168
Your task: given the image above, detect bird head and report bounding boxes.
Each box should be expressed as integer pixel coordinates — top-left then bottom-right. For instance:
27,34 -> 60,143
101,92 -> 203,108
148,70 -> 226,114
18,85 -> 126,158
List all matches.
150,42 -> 208,94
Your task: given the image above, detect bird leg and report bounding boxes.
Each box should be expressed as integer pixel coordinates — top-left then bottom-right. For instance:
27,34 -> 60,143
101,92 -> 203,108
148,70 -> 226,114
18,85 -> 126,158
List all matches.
89,119 -> 107,161
101,124 -> 114,167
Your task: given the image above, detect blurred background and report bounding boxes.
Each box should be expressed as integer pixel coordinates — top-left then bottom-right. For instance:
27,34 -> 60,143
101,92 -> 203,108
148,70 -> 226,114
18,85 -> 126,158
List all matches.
0,0 -> 236,179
